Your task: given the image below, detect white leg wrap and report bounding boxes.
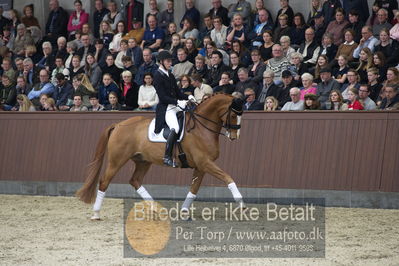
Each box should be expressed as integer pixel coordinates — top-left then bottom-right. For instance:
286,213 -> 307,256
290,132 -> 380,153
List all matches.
93,190 -> 105,212
137,186 -> 154,201
181,191 -> 197,211
228,182 -> 243,203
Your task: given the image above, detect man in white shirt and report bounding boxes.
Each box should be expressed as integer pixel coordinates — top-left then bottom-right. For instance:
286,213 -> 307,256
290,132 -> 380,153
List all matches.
353,26 -> 378,58
281,87 -> 304,111
191,74 -> 213,102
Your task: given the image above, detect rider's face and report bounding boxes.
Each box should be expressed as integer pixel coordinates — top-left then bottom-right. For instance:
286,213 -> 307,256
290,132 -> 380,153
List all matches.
162,59 -> 172,70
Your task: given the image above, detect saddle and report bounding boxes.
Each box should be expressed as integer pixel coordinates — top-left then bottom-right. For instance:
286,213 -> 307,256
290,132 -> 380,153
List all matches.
148,111 -> 185,143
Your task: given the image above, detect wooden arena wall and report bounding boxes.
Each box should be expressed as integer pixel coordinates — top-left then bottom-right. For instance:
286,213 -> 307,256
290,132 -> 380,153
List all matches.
0,112 -> 398,193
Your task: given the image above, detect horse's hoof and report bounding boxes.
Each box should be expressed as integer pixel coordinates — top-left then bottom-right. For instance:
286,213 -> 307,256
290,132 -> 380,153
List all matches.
90,211 -> 101,220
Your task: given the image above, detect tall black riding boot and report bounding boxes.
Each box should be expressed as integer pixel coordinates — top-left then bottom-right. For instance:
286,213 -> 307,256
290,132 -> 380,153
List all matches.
163,129 -> 178,167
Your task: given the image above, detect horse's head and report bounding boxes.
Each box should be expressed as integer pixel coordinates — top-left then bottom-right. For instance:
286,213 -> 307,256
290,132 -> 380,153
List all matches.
223,97 -> 244,140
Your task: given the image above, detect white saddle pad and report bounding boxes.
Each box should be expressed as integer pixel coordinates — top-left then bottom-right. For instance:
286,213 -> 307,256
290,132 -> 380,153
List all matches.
148,117 -> 185,143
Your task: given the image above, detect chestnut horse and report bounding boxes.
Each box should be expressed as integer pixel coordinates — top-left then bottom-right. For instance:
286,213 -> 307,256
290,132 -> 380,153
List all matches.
76,93 -> 245,219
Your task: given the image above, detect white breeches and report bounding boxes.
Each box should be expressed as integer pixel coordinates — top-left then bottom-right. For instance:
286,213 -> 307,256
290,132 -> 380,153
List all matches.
165,104 -> 180,132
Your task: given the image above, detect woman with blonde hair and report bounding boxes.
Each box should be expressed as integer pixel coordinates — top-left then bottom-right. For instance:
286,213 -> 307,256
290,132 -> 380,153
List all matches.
16,94 -> 36,112
264,96 -> 279,111
356,47 -> 373,83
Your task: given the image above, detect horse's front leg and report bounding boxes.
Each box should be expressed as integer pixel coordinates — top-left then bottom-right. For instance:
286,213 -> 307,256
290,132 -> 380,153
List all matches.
198,160 -> 245,208
181,169 -> 204,212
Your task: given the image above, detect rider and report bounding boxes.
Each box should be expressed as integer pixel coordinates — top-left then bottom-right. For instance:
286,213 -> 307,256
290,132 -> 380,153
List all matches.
153,50 -> 196,167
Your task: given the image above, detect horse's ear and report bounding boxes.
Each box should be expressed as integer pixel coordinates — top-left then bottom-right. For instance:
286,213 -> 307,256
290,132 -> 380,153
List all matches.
231,97 -> 244,113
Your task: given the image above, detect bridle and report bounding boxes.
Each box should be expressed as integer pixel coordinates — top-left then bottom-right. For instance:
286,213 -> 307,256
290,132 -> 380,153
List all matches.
186,101 -> 243,137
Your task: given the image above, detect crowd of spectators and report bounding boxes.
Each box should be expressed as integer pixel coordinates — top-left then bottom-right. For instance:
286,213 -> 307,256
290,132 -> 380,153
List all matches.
1,0 -> 399,112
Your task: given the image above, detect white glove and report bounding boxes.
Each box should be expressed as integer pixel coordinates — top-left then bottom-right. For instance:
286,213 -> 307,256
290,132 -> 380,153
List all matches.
177,100 -> 187,110
188,95 -> 196,102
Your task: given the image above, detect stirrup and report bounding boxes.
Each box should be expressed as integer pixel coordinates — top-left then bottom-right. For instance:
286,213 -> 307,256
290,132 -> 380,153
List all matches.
163,157 -> 177,168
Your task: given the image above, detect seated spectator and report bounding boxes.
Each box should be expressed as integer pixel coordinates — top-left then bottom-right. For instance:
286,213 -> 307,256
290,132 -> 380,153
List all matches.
325,89 -> 348,110
145,0 -> 160,28
81,23 -> 95,44
184,38 -> 198,64
321,0 -> 341,24
304,93 -> 321,110
102,0 -> 123,31
374,28 -> 399,67
248,49 -> 266,86
191,74 -> 213,103
98,73 -> 120,106
168,33 -> 183,65
71,74 -> 94,107
37,93 -> 50,111
300,73 -> 317,100
208,0 -> 230,26
257,70 -> 280,104
115,40 -> 129,69
158,0 -> 174,30
259,30 -> 274,61
137,73 -> 158,111
99,21 -> 115,49
312,12 -> 327,45
28,69 -> 55,107
0,75 -> 16,110
281,87 -> 305,111
356,48 -> 374,83
333,55 -> 349,84
101,54 -> 122,85
45,0 -> 68,44
22,58 -> 40,86
380,84 -> 399,110
68,55 -> 85,81
88,93 -> 104,111
231,40 -> 251,67
226,14 -> 249,48
335,29 -> 358,63
228,0 -> 252,25
42,97 -> 57,111
367,67 -> 383,102
37,41 -> 56,72
291,13 -> 307,48
264,96 -> 279,111
243,88 -> 263,110
298,27 -> 320,67
109,21 -> 127,54
278,70 -> 299,107
373,8 -> 392,38
347,88 -> 364,110
317,67 -> 341,107
289,52 -> 309,82
76,34 -> 96,66
135,48 -> 158,86
188,55 -> 208,83
390,11 -> 399,41
1,57 -> 16,85
104,91 -> 123,111
273,14 -> 291,43
53,73 -> 73,111
15,94 -> 36,112
65,41 -> 77,70
84,54 -> 102,88
21,4 -> 40,29
213,71 -> 235,94
125,0 -> 144,30
126,38 -> 143,68
280,35 -> 296,61
69,94 -> 88,111
346,10 -> 364,44
199,14 -> 214,40
172,48 -> 194,82
358,84 -> 377,110
178,17 -> 200,43
319,33 -> 338,63
275,0 -> 294,27
210,16 -> 228,49
180,0 -> 200,29
0,26 -> 12,51
55,37 -> 68,61
229,51 -> 244,84
161,22 -> 177,50
14,76 -> 32,97
353,26 -> 378,59
141,15 -> 164,52
120,70 -> 139,110
265,44 -> 290,83
206,51 -> 231,88
93,39 -> 108,69
67,0 -> 89,40
178,74 -> 195,96
313,55 -> 329,83
51,56 -> 68,86
235,68 -> 259,96
14,58 -> 25,78
11,23 -> 34,57
248,8 -> 273,48
121,55 -> 137,78
250,0 -> 273,28
341,69 -> 361,99
123,20 -> 144,45
93,0 -> 109,39
325,8 -> 349,46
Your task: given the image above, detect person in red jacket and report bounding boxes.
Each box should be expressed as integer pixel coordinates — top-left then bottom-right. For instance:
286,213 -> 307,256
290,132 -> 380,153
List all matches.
67,0 -> 89,40
347,87 -> 364,110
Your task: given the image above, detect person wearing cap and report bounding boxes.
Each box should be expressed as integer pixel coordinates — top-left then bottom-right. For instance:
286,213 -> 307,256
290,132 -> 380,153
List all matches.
316,67 -> 341,107
123,19 -> 144,45
278,69 -> 299,108
153,50 -> 195,167
312,12 -> 327,45
125,0 -> 144,31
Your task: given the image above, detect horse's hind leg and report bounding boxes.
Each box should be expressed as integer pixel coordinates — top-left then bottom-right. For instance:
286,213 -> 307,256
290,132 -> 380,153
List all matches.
92,158 -> 129,220
181,169 -> 204,212
129,161 -> 153,200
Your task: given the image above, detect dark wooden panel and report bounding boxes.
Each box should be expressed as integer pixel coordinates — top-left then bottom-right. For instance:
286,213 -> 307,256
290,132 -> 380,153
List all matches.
1,112 -> 398,192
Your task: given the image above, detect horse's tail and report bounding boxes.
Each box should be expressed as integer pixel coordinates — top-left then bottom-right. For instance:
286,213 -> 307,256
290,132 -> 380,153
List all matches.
76,124 -> 116,204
